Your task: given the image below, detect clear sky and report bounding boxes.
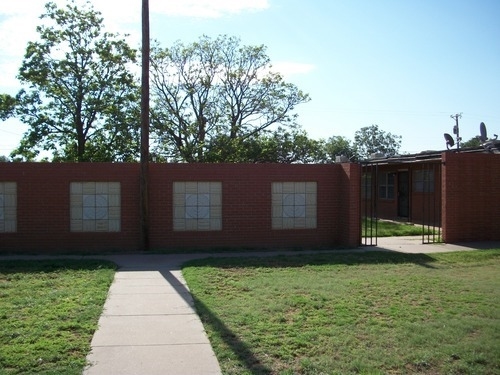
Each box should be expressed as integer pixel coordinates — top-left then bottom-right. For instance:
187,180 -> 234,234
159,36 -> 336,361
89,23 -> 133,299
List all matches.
1,0 -> 499,157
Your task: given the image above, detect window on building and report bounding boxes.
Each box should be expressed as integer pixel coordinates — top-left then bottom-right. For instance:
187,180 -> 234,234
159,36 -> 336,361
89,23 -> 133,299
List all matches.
70,182 -> 121,232
413,170 -> 434,193
378,172 -> 395,199
0,182 -> 17,232
173,182 -> 222,231
272,182 -> 317,229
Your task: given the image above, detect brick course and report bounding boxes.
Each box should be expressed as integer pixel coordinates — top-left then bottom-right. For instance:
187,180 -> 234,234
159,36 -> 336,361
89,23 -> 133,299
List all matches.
442,152 -> 500,242
1,162 -> 361,253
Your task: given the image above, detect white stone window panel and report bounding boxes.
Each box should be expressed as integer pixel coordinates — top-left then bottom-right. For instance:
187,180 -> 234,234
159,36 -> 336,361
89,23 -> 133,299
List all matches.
198,182 -> 210,193
185,182 -> 198,194
306,205 -> 317,218
306,193 -> 316,205
4,194 -> 16,207
96,182 -> 109,194
294,205 -> 306,218
173,219 -> 186,231
282,182 -> 295,194
108,207 -> 120,220
83,194 -> 96,207
306,182 -> 316,193
96,194 -> 108,207
71,220 -> 83,232
82,182 -> 96,194
283,218 -> 295,229
210,205 -> 221,219
283,194 -> 295,206
108,182 -> 120,195
71,194 -> 83,206
4,182 -> 16,194
294,193 -> 306,206
96,220 -> 109,232
272,183 -> 283,194
210,219 -> 222,230
83,207 -> 96,220
294,218 -> 306,228
4,221 -> 16,232
174,206 -> 185,219
198,219 -> 210,231
173,193 -> 185,206
283,206 -> 295,218
185,194 -> 198,206
210,193 -> 222,206
70,182 -> 83,194
272,217 -> 283,229
95,207 -> 108,220
272,205 -> 282,218
295,182 -> 306,193
185,206 -> 198,219
210,183 -> 221,194
4,208 -> 16,221
197,206 -> 210,219
198,193 -> 210,206
71,207 -> 83,220
108,194 -> 120,207
174,182 -> 185,193
82,220 -> 96,231
0,222 -> 4,232
186,219 -> 198,230
109,220 -> 120,232
306,218 -> 317,228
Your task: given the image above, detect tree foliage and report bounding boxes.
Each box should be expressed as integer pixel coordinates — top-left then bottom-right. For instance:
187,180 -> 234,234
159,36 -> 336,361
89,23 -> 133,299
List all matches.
0,94 -> 17,121
460,136 -> 481,148
149,35 -> 310,162
353,124 -> 402,160
10,0 -> 140,161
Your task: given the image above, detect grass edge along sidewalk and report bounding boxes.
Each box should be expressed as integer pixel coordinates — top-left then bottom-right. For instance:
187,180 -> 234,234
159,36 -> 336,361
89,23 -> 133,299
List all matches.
0,259 -> 115,375
183,250 -> 500,375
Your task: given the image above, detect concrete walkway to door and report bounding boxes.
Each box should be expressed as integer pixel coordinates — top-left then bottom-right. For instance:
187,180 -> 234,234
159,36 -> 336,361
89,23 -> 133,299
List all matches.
82,253 -> 223,375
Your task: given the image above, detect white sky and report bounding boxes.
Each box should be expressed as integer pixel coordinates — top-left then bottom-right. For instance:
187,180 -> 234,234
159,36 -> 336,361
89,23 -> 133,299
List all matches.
1,0 -> 500,157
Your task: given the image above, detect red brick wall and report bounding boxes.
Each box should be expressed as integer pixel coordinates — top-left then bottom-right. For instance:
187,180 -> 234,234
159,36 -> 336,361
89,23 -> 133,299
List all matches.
0,163 -> 141,253
0,162 -> 361,253
442,152 -> 500,242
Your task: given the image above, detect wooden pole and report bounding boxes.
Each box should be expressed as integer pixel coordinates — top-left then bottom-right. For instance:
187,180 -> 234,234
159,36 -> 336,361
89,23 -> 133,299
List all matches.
140,0 -> 150,251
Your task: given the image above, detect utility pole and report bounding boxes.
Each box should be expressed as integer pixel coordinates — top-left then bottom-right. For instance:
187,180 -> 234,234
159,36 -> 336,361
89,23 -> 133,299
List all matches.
140,0 -> 150,251
450,113 -> 462,150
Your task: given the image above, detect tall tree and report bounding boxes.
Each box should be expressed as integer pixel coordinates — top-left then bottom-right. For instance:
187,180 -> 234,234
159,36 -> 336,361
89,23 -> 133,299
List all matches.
10,0 -> 140,161
150,35 -> 310,162
324,135 -> 357,162
353,124 -> 402,160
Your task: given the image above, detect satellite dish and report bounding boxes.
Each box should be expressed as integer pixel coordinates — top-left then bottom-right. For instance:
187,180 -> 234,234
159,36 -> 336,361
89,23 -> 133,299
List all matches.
444,133 -> 454,150
479,122 -> 487,143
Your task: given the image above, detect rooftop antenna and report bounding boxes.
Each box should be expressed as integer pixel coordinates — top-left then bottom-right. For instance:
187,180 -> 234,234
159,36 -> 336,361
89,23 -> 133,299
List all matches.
443,133 -> 455,150
450,113 -> 462,150
478,122 -> 499,152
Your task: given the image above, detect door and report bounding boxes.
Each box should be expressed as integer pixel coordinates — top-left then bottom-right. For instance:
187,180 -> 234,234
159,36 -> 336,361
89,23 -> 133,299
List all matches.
397,171 -> 409,218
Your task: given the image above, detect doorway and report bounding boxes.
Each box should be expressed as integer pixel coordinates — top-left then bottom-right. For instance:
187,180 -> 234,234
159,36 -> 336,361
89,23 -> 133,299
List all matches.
397,171 -> 409,218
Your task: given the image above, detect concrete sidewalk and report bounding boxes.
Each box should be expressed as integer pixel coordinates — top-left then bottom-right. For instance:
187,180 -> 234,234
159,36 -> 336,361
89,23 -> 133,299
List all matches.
83,254 -> 222,375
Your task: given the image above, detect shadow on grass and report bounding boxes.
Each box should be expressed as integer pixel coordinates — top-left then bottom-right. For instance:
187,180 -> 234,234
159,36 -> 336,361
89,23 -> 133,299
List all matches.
0,259 -> 117,274
183,250 -> 438,270
180,251 -> 439,374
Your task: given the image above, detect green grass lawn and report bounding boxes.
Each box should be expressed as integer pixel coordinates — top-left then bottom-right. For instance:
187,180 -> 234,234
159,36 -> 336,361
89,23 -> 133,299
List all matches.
0,259 -> 115,375
362,218 -> 440,238
183,250 -> 500,375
